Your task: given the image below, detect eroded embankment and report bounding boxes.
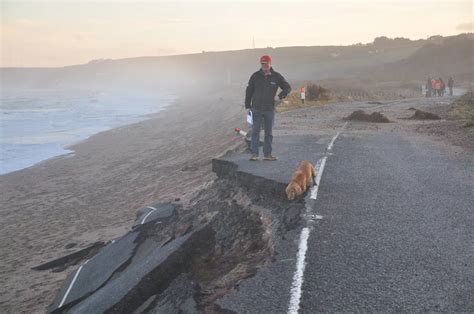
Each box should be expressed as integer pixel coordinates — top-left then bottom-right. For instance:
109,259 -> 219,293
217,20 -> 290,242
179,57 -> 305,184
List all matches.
44,155 -> 303,313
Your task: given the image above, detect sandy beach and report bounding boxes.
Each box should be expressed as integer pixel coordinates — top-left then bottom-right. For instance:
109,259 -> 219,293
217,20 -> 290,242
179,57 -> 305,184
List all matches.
0,86 -> 246,313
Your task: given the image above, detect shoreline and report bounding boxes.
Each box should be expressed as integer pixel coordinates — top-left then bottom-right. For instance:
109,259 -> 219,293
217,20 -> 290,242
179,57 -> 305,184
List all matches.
0,89 -> 175,176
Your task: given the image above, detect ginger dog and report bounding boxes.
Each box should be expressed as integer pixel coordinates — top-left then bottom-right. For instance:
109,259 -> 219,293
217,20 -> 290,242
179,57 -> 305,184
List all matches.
285,160 -> 317,200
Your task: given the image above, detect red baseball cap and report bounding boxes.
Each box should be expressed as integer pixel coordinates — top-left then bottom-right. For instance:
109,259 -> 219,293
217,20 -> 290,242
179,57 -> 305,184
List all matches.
260,55 -> 272,63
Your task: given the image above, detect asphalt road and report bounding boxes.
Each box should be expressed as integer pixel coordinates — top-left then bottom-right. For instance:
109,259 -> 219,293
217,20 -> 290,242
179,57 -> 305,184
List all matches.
300,131 -> 473,312
218,94 -> 473,312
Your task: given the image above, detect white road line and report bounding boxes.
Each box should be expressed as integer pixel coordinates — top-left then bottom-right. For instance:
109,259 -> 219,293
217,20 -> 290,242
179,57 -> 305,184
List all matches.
288,157 -> 326,313
306,214 -> 324,220
326,133 -> 339,151
288,227 -> 310,314
327,121 -> 348,151
288,122 -> 347,314
310,157 -> 327,200
59,259 -> 89,308
140,206 -> 157,224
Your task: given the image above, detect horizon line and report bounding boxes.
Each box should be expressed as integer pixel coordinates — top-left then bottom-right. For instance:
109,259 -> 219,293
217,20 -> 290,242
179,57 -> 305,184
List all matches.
1,32 -> 471,69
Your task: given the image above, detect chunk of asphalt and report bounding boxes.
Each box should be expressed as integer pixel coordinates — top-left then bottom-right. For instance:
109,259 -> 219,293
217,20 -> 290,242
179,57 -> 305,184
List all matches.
65,243 -> 77,249
135,274 -> 197,313
134,202 -> 176,227
49,231 -> 139,312
32,242 -> 104,271
65,223 -> 212,313
132,295 -> 157,314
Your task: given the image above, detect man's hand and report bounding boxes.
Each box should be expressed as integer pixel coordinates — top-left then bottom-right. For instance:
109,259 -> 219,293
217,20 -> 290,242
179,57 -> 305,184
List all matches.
274,95 -> 282,104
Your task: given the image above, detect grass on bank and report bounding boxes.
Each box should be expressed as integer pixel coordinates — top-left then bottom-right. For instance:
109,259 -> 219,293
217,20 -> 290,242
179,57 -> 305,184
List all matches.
448,92 -> 474,136
275,80 -> 424,113
276,84 -> 333,113
276,91 -> 333,113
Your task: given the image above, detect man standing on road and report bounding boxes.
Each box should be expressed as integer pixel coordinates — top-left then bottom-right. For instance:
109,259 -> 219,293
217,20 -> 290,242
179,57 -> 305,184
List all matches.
245,55 -> 291,161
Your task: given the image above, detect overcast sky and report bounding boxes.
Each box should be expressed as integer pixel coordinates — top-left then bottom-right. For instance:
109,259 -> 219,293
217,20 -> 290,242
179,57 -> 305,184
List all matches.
1,0 -> 473,67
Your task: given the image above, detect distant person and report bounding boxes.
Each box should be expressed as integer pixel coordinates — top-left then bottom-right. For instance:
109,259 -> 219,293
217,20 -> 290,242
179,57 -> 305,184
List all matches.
439,78 -> 445,96
245,55 -> 291,161
426,77 -> 433,97
448,76 -> 454,96
434,79 -> 441,97
431,78 -> 437,95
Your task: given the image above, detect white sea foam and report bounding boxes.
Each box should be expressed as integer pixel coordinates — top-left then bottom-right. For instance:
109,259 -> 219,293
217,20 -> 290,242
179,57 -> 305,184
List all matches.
0,88 -> 173,174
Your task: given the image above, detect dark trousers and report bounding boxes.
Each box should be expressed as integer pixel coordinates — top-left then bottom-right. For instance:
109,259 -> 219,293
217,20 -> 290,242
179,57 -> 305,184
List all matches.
251,109 -> 274,156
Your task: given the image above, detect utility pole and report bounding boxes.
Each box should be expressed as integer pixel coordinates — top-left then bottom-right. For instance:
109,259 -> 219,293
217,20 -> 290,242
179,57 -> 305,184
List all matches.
252,36 -> 255,49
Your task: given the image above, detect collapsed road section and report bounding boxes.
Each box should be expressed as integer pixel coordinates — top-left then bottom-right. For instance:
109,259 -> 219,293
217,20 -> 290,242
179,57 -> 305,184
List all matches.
41,136 -> 317,313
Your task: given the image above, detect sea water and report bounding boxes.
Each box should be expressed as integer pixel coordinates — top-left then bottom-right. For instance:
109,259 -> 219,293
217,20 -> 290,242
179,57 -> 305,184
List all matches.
0,88 -> 173,175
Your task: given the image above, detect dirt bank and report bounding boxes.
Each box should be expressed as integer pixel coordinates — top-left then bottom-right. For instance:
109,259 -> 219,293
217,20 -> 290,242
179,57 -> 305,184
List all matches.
43,166 -> 306,313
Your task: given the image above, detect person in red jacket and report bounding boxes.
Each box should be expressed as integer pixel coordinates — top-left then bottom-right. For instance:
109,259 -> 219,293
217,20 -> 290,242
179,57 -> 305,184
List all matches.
431,78 -> 437,94
435,79 -> 441,96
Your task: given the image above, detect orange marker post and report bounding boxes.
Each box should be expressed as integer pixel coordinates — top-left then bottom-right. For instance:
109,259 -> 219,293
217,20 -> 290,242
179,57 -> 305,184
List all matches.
300,86 -> 305,104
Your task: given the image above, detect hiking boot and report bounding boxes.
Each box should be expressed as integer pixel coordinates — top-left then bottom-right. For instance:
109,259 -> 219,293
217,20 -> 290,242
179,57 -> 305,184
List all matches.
263,155 -> 278,161
249,154 -> 259,161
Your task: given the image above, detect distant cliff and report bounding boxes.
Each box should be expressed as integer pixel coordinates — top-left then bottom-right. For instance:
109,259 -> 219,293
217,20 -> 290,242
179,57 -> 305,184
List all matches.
1,33 -> 471,90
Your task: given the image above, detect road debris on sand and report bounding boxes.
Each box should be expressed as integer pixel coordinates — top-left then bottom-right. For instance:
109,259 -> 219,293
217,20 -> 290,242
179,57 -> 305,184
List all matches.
343,110 -> 390,123
367,101 -> 383,105
409,109 -> 441,120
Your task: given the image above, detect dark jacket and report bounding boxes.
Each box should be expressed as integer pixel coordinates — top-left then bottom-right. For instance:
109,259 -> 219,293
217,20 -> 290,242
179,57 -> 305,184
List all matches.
245,67 -> 291,111
448,77 -> 454,87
